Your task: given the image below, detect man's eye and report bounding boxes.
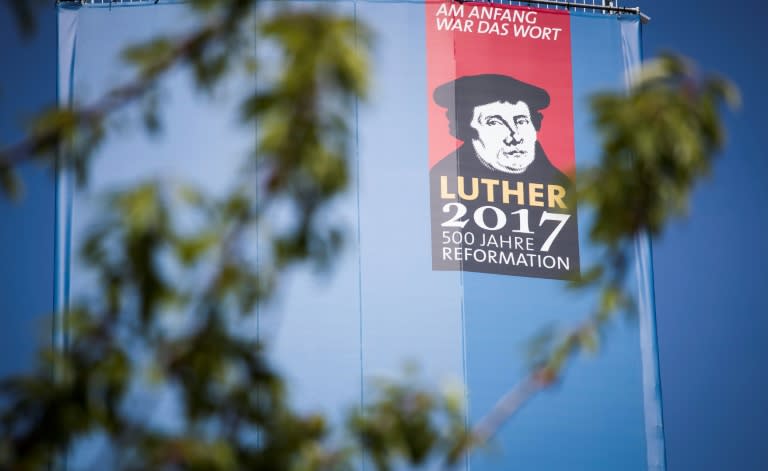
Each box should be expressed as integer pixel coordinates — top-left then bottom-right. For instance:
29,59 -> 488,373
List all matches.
515,118 -> 530,126
486,118 -> 502,126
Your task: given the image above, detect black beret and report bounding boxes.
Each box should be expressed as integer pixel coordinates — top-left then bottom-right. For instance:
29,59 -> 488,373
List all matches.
433,74 -> 550,112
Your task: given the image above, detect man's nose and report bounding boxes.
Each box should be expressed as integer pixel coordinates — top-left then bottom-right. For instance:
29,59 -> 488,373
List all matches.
503,126 -> 522,146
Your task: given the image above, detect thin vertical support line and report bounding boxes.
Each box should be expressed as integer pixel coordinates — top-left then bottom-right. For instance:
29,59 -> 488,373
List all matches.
54,7 -> 79,471
250,4 -> 263,453
53,9 -> 64,369
447,33 -> 471,471
252,18 -> 260,371
460,265 -> 470,471
625,17 -> 666,470
634,234 -> 667,471
54,4 -> 78,372
352,4 -> 366,471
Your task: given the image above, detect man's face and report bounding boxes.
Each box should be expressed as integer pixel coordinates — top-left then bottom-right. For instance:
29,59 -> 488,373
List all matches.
470,100 -> 537,174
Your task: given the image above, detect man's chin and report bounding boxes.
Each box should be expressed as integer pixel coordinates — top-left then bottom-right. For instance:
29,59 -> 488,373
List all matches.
498,166 -> 526,174
496,155 -> 533,174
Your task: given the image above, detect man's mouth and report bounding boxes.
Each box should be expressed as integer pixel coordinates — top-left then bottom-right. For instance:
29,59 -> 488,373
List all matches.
502,150 -> 526,158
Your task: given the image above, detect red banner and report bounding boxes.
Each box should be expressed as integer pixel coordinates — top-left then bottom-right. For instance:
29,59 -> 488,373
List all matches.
427,1 -> 574,172
426,1 -> 579,279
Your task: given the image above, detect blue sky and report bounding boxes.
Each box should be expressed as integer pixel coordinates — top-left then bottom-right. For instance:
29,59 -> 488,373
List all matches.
1,1 -> 767,470
639,1 -> 768,469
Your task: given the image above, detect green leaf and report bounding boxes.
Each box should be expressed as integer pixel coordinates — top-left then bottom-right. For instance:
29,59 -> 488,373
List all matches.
0,165 -> 22,199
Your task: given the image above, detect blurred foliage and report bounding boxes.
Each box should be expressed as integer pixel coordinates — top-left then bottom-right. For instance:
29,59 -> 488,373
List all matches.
522,54 -> 738,392
2,0 -> 48,35
0,1 -> 737,469
583,54 -> 740,247
349,378 -> 473,470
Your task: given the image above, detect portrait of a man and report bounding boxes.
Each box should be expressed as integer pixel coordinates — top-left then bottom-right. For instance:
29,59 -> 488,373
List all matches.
429,74 -> 579,279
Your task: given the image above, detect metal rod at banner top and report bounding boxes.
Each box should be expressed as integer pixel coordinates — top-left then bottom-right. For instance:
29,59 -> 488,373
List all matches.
58,0 -> 649,22
479,0 -> 651,23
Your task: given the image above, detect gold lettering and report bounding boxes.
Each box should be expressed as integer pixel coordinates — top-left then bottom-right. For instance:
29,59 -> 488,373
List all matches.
480,178 -> 499,203
457,176 -> 479,200
548,184 -> 567,209
440,176 -> 456,199
441,177 -> 569,209
502,181 -> 524,205
528,183 -> 544,207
